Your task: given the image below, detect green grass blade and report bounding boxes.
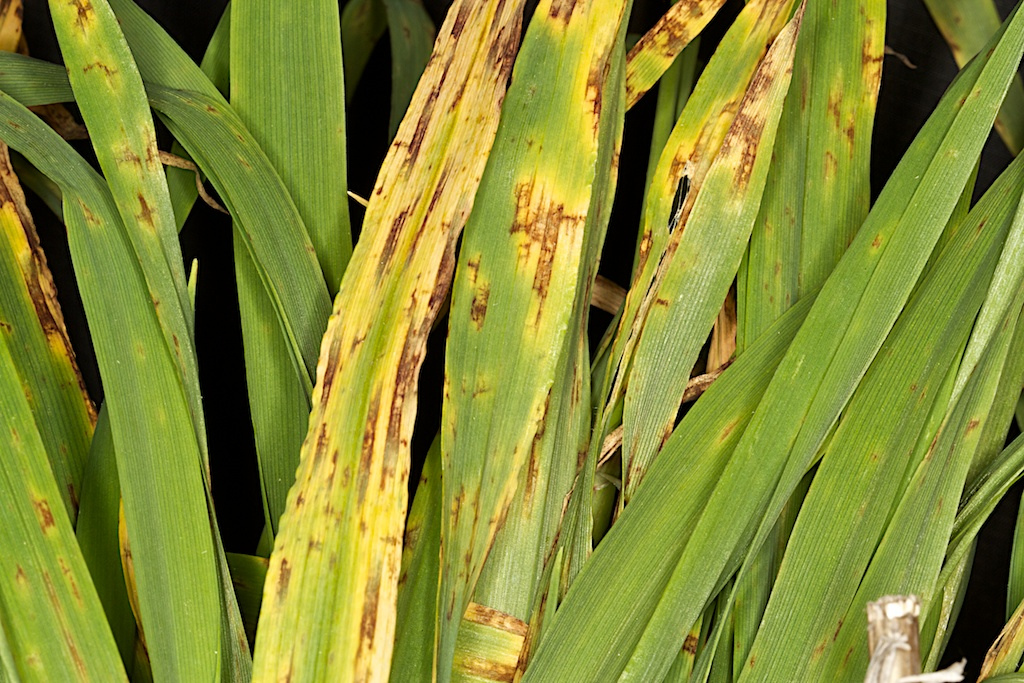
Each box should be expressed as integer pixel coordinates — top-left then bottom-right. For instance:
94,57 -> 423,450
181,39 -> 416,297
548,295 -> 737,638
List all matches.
621,4 -> 802,502
0,92 -> 222,681
231,0 -> 351,292
0,331 -> 126,682
0,145 -> 94,523
1012,490 -> 1024,618
922,541 -> 975,669
730,472 -> 810,673
737,148 -> 1024,683
341,0 -> 387,101
145,88 -> 330,383
925,0 -> 1024,153
104,0 -> 331,380
230,0 -> 351,537
250,2 -> 525,679
390,437 -> 442,681
75,406 -> 136,667
0,52 -> 74,106
610,9 -> 1024,680
624,0 -> 726,109
521,291 -> 816,682
48,0 -> 193,348
739,0 -> 882,346
382,0 -> 435,140
437,1 -> 629,678
820,284 -> 1024,682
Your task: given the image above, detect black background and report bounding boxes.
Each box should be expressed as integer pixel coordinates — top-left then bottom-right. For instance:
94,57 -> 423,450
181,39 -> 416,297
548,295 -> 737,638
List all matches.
17,0 -> 1024,677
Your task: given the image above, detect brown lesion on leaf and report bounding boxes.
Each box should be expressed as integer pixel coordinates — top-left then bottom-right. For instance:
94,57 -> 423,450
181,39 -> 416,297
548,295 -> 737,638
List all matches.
455,655 -> 518,682
966,418 -> 981,434
14,564 -> 26,584
826,91 -> 842,129
65,631 -> 87,676
720,110 -> 765,193
870,234 -> 882,249
450,485 -> 467,530
521,391 -> 551,509
450,1 -> 471,41
465,255 -> 482,285
68,0 -> 94,32
357,395 -> 381,503
357,567 -> 382,658
682,634 -> 698,655
547,0 -> 579,26
625,0 -> 710,106
377,208 -> 410,278
113,147 -> 140,166
471,378 -> 490,398
823,150 -> 838,180
843,121 -> 856,153
464,601 -> 529,637
67,484 -> 79,512
584,57 -> 609,130
276,558 -> 291,601
470,282 -> 490,329
82,61 -> 118,80
718,417 -> 740,443
509,181 -> 584,324
861,36 -> 884,94
78,200 -> 100,226
58,557 -> 82,605
33,497 -> 55,532
136,193 -> 155,227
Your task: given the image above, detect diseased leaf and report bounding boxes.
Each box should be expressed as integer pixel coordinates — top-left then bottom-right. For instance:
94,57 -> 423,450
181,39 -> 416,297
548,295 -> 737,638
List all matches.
0,330 -> 126,681
622,0 -> 803,502
624,0 -> 727,109
250,2 -> 525,680
437,1 -> 629,679
0,143 -> 94,523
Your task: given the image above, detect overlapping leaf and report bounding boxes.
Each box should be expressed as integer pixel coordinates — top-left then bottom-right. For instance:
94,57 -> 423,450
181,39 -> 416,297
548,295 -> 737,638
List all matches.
251,2 -> 525,680
621,3 -> 803,501
0,330 -> 126,681
438,0 -> 628,679
597,5 -> 1024,681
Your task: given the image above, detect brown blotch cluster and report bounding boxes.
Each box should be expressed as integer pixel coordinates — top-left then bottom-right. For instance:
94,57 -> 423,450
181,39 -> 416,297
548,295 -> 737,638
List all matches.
547,0 -> 579,26
509,181 -> 584,324
136,193 -> 155,227
69,0 -> 94,32
470,283 -> 490,330
33,497 -> 55,531
82,61 -> 117,80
